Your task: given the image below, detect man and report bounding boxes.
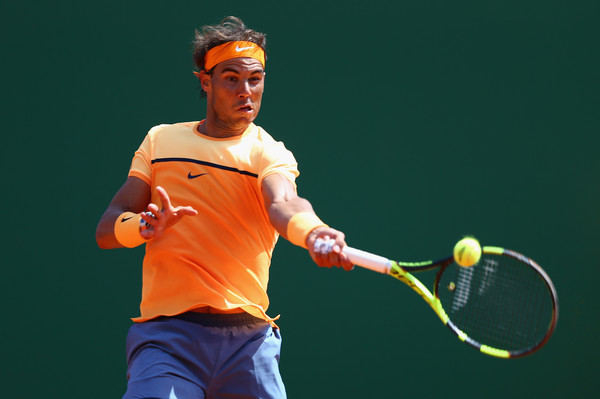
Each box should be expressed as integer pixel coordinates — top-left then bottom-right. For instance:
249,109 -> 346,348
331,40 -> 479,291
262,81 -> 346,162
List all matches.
96,16 -> 353,399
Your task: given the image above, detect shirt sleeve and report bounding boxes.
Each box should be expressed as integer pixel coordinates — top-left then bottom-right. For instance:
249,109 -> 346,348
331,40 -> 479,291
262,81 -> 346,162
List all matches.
257,140 -> 300,190
128,132 -> 152,185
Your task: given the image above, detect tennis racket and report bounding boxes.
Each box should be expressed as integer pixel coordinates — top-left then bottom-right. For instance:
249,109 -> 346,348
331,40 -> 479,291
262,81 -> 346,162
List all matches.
342,244 -> 559,358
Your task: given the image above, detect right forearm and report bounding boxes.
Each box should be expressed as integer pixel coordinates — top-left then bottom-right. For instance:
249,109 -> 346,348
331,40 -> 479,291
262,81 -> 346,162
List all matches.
267,196 -> 315,239
95,176 -> 152,249
95,206 -> 130,249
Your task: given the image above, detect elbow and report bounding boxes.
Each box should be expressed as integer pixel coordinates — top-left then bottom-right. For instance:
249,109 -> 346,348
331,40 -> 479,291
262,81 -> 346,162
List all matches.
95,226 -> 112,249
95,231 -> 106,249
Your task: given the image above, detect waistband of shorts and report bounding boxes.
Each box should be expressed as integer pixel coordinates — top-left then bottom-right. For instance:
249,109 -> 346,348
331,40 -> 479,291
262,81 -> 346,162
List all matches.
167,311 -> 267,327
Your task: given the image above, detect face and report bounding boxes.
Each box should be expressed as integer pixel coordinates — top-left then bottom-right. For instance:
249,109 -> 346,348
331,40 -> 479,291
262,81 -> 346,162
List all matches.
201,57 -> 265,136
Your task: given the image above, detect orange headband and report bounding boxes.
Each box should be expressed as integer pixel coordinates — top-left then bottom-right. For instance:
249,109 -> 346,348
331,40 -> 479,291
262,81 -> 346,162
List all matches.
204,41 -> 265,71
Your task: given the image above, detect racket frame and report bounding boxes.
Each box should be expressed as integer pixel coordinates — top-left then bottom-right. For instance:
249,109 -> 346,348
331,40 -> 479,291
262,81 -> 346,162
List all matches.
343,245 -> 558,359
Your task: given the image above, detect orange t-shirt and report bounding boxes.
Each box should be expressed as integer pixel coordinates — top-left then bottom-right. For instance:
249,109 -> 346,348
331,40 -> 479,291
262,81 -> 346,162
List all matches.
128,121 -> 299,323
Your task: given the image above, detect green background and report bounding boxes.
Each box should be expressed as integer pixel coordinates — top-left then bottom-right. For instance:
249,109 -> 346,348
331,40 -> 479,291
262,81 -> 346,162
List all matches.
1,0 -> 598,397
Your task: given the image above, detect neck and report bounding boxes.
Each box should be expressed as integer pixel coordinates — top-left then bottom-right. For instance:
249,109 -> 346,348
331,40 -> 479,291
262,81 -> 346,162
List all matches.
198,114 -> 251,138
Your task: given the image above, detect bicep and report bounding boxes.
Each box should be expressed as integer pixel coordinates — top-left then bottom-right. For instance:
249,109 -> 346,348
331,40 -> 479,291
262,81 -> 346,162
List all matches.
261,173 -> 298,209
261,173 -> 314,236
107,176 -> 152,214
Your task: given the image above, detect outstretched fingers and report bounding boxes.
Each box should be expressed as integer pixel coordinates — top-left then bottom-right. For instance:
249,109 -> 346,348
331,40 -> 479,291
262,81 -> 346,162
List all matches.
140,186 -> 197,239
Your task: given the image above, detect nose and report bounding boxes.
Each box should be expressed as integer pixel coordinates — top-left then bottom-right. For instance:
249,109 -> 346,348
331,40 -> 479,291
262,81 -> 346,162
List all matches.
237,80 -> 251,98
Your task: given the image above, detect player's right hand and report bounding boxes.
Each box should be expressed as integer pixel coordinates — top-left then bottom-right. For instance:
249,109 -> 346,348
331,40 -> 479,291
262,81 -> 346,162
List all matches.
140,186 -> 198,240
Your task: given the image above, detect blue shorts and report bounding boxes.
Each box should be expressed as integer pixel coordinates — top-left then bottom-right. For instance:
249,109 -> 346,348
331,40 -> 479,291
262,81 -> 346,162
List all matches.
122,312 -> 286,399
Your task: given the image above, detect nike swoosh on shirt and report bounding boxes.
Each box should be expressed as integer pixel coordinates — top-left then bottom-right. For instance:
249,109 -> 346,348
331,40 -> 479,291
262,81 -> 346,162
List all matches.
235,45 -> 255,52
188,172 -> 208,179
121,216 -> 134,222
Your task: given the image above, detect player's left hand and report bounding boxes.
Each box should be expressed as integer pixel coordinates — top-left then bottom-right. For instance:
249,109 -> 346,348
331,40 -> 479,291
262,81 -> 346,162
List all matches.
306,227 -> 354,271
140,186 -> 198,240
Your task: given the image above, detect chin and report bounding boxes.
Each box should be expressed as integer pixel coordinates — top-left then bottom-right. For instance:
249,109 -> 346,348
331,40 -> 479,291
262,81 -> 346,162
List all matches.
241,113 -> 257,124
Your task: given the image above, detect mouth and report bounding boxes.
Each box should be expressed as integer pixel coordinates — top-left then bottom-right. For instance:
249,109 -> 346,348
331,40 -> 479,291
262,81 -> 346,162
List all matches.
236,104 -> 254,113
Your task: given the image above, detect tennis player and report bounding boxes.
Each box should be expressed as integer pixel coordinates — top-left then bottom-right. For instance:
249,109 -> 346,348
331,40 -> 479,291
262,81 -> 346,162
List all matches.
96,16 -> 353,399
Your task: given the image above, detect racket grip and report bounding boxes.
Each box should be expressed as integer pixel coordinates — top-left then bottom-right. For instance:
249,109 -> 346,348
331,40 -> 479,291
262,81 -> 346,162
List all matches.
343,246 -> 392,274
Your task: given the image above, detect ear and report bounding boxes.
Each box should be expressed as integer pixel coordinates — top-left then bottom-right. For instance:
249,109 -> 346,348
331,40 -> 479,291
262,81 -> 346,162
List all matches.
195,70 -> 211,93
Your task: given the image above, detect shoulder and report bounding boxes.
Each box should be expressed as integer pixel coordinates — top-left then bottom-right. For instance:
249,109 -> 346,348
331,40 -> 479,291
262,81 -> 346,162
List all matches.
253,125 -> 276,143
245,125 -> 298,171
147,122 -> 198,137
249,125 -> 294,154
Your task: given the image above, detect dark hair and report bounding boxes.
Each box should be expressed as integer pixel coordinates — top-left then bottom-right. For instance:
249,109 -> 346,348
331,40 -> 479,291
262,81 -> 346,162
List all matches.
192,16 -> 267,95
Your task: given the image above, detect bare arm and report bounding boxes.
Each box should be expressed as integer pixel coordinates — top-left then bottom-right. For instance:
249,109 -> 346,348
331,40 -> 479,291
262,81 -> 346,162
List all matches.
96,177 -> 151,249
96,176 -> 197,249
261,174 -> 353,270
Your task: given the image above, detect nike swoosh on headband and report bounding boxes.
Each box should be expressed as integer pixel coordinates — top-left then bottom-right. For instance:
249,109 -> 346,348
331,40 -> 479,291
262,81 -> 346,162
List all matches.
204,41 -> 265,71
235,45 -> 255,52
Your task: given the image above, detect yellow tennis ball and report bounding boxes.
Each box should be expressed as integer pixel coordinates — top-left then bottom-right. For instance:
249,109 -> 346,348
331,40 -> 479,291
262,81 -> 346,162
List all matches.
453,237 -> 482,267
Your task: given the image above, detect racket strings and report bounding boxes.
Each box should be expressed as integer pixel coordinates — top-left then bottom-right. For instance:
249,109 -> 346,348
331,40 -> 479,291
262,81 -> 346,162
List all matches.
439,255 -> 554,352
485,261 -> 548,348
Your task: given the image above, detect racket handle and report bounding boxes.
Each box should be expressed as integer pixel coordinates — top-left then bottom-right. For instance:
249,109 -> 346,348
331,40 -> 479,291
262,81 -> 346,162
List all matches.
343,246 -> 392,275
